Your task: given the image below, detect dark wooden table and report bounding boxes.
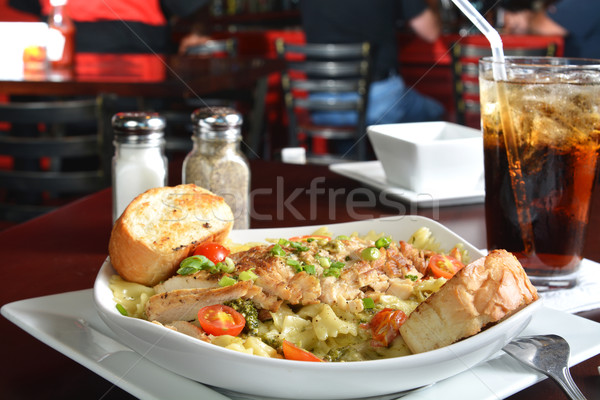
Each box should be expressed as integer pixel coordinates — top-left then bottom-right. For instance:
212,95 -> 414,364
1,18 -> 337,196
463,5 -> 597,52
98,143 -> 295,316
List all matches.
0,52 -> 284,154
0,52 -> 284,98
1,160 -> 599,399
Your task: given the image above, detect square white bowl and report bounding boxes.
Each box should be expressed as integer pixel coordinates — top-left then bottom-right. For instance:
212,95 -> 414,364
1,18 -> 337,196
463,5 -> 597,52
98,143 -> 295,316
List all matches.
367,122 -> 484,193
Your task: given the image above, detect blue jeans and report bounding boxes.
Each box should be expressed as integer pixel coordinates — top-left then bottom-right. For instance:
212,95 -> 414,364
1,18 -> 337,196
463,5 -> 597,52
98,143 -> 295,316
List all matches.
310,74 -> 445,126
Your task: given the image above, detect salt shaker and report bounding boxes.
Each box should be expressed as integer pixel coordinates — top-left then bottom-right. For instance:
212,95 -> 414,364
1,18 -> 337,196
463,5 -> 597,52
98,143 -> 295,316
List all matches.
182,107 -> 250,229
111,112 -> 168,222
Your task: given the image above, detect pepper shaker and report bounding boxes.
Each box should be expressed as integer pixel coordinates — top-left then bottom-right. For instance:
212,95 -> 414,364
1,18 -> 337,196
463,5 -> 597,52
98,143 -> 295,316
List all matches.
182,107 -> 250,229
111,112 -> 168,222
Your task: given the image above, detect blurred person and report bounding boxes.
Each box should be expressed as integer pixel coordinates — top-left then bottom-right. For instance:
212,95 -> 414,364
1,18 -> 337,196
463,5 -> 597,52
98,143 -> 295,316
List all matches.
9,0 -> 210,54
503,0 -> 600,59
299,0 -> 446,127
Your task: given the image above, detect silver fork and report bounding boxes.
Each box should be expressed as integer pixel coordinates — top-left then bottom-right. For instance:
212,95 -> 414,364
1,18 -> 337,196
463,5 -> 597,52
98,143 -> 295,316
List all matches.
503,334 -> 587,400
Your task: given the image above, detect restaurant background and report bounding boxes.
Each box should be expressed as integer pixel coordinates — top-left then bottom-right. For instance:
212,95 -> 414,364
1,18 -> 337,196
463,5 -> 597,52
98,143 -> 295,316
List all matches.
0,0 -> 566,230
1,1 -> 600,399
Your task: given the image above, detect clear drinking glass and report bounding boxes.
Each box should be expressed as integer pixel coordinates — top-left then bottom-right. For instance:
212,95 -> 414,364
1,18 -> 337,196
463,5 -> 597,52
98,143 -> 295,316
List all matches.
479,56 -> 600,290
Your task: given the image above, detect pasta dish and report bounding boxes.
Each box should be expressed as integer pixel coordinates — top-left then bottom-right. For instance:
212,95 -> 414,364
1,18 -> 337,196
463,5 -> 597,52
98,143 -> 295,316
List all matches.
109,227 -> 468,362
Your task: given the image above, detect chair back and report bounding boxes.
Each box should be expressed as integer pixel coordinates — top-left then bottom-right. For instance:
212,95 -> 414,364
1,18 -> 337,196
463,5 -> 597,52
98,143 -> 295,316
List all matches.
185,38 -> 238,57
276,39 -> 372,163
451,34 -> 564,128
0,96 -> 112,222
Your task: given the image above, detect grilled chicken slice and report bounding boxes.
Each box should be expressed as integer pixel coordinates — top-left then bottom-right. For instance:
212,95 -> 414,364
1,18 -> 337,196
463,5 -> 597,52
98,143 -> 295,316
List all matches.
232,245 -> 322,306
146,280 -> 260,323
165,320 -> 209,342
153,270 -> 220,294
147,237 -> 432,320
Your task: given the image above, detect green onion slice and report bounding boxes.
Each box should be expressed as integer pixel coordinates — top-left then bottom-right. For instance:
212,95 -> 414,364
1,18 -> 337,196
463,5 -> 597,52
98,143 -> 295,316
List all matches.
271,244 -> 287,257
286,259 -> 303,273
218,257 -> 236,273
219,276 -> 237,287
362,297 -> 375,309
304,264 -> 316,275
239,269 -> 258,281
116,303 -> 129,316
289,241 -> 309,252
318,257 -> 331,268
324,268 -> 342,278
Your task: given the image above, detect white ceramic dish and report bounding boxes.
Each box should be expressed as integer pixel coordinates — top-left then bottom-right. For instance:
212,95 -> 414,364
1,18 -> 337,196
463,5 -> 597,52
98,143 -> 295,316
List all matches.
329,161 -> 484,208
5,286 -> 600,400
367,122 -> 483,193
93,216 -> 542,399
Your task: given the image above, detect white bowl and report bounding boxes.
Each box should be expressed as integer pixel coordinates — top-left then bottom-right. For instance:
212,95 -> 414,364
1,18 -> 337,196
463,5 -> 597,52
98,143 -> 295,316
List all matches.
367,122 -> 484,194
94,216 -> 539,400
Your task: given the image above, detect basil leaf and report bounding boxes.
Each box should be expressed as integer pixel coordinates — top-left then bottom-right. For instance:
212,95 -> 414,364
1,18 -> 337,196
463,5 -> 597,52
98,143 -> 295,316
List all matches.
177,255 -> 215,275
177,265 -> 198,275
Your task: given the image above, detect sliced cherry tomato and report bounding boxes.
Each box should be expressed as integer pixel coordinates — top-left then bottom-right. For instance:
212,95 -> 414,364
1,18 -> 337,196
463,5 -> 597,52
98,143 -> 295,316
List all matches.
364,308 -> 407,347
197,304 -> 245,336
282,340 -> 323,362
193,242 -> 230,264
288,235 -> 330,242
428,254 -> 465,279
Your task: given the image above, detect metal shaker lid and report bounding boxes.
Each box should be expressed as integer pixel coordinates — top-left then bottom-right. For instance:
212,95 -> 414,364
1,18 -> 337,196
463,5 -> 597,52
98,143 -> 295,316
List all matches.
192,107 -> 242,139
112,112 -> 165,144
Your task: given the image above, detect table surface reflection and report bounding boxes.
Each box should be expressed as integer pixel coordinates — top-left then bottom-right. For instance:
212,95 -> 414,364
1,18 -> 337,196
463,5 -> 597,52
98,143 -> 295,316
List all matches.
0,52 -> 284,97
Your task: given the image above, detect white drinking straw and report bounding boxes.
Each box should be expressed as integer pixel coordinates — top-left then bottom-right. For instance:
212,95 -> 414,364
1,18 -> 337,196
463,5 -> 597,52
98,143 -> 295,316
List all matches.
451,0 -> 507,80
452,0 -> 537,256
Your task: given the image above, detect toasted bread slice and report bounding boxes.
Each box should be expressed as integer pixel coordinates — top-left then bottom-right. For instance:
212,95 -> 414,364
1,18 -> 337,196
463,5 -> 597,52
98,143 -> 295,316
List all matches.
399,250 -> 538,354
108,184 -> 234,286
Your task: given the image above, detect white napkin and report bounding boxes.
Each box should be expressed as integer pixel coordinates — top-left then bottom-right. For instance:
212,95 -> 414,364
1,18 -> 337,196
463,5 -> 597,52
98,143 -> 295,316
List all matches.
539,258 -> 600,314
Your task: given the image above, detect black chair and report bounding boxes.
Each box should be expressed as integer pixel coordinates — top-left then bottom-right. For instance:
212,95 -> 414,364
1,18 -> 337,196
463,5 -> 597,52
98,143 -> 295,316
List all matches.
159,38 -> 241,157
276,40 -> 372,163
451,34 -> 562,129
0,96 -> 112,222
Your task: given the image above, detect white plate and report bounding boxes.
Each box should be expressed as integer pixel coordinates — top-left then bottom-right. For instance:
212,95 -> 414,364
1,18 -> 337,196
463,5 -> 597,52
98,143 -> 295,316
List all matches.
330,161 -> 484,208
93,216 -> 544,399
4,289 -> 600,400
2,289 -> 228,400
